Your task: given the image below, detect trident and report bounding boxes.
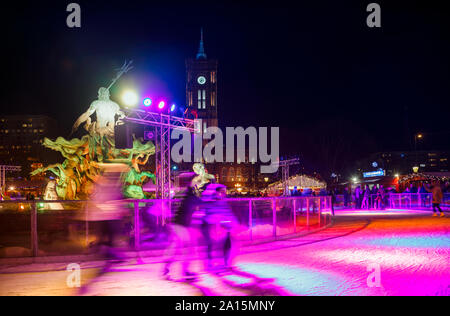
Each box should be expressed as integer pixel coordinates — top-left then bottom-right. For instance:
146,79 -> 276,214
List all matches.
107,60 -> 134,90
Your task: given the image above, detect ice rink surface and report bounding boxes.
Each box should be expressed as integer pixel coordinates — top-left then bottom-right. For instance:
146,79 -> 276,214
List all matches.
0,209 -> 449,296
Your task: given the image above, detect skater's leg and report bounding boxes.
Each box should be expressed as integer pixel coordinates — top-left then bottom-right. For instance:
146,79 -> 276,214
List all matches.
178,226 -> 195,276
223,232 -> 232,267
163,225 -> 182,273
432,203 -> 439,217
201,222 -> 213,268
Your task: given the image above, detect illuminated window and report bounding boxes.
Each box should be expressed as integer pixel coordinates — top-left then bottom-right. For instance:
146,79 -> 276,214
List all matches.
198,90 -> 206,109
202,90 -> 206,108
211,72 -> 216,83
203,122 -> 207,133
229,167 -> 235,179
211,92 -> 216,106
222,168 -> 228,180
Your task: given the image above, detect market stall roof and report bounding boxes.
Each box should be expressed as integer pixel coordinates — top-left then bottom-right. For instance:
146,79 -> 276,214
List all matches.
265,174 -> 326,193
422,172 -> 450,178
399,172 -> 450,184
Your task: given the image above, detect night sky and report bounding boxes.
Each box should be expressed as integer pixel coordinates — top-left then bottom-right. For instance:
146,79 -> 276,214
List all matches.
3,0 -> 450,177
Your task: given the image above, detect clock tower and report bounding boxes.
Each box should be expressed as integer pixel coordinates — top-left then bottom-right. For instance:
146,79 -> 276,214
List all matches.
186,29 -> 218,129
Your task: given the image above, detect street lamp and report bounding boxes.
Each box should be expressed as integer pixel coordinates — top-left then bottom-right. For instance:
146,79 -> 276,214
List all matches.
414,133 -> 423,169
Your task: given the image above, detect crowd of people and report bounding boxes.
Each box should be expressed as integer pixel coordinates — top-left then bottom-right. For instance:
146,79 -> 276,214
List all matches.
330,181 -> 448,217
349,184 -> 392,210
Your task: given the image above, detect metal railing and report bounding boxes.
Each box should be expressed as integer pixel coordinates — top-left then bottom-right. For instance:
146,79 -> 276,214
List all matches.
333,193 -> 450,210
0,196 -> 332,259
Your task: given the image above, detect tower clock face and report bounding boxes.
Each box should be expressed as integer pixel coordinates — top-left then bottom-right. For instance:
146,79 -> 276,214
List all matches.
197,76 -> 206,85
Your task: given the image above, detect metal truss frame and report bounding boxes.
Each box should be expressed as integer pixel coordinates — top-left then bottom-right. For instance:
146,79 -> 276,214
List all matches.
122,109 -> 198,199
276,158 -> 300,196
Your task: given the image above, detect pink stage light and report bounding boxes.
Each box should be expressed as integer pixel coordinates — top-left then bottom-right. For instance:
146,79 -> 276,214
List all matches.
158,101 -> 165,109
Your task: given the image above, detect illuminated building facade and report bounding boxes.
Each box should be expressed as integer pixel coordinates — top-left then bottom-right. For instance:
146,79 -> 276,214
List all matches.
185,29 -> 218,129
183,30 -> 275,193
354,150 -> 450,176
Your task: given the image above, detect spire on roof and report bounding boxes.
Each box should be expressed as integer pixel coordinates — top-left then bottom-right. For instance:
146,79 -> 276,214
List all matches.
196,28 -> 207,60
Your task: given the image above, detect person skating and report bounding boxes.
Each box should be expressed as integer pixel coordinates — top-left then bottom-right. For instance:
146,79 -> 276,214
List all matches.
343,187 -> 350,208
200,184 -> 237,272
83,163 -> 130,263
329,188 -> 336,216
163,173 -> 200,280
354,185 -> 362,209
77,163 -> 130,295
361,185 -> 370,209
426,181 -> 445,217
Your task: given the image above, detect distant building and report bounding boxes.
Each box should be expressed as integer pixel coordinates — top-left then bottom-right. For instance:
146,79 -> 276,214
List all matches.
213,159 -> 275,193
185,28 -> 218,129
354,150 -> 449,176
182,30 -> 273,193
0,115 -> 60,177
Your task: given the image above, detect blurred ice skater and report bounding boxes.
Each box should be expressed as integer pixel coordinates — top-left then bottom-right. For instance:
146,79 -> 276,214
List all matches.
82,163 -> 130,262
201,183 -> 237,271
163,172 -> 199,280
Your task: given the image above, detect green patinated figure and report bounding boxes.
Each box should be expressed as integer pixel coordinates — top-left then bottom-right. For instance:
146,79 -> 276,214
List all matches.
31,62 -> 156,200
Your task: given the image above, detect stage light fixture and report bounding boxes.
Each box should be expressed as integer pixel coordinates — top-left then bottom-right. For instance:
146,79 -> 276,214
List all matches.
143,98 -> 152,107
